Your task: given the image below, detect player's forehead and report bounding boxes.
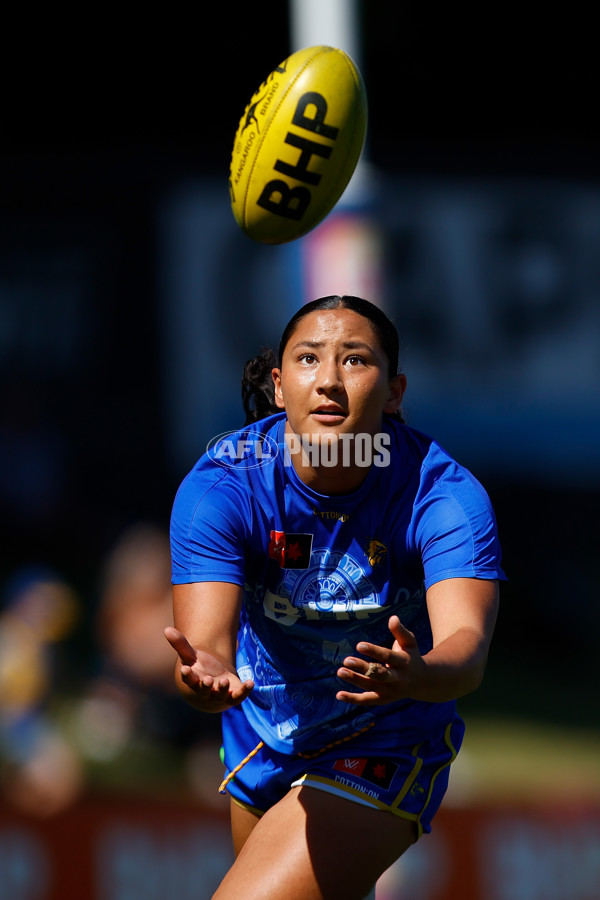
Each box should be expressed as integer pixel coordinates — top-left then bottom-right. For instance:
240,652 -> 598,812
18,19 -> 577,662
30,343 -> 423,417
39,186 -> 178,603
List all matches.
283,308 -> 380,354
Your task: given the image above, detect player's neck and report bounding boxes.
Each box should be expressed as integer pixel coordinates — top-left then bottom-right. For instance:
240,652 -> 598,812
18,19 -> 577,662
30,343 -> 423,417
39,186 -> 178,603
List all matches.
289,453 -> 371,495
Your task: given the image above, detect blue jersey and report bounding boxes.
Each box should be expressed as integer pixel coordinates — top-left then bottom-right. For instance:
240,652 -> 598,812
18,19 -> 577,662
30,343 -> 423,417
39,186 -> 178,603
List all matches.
171,413 -> 505,755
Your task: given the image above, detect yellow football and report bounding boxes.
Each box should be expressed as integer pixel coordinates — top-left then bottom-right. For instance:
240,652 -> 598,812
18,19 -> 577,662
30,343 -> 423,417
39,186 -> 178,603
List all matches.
229,45 -> 368,245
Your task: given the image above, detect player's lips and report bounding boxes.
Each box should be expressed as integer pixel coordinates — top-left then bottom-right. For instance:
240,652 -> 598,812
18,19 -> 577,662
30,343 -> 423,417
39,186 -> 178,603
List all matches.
310,405 -> 347,423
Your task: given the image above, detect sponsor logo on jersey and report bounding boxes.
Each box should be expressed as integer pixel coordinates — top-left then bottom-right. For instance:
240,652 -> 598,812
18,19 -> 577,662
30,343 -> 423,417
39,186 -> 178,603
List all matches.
313,507 -> 350,522
333,757 -> 398,790
268,531 -> 313,569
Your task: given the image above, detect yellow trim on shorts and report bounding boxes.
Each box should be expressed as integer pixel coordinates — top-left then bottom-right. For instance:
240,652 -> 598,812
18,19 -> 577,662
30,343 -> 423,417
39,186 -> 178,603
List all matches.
294,773 -> 421,831
391,743 -> 424,810
414,722 -> 459,839
230,796 -> 266,817
293,773 -> 391,812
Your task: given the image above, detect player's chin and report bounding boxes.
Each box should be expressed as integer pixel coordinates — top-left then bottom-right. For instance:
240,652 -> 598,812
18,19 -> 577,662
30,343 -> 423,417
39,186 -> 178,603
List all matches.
304,424 -> 356,445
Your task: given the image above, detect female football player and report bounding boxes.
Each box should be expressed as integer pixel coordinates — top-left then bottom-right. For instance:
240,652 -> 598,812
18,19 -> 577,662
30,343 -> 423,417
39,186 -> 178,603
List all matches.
165,295 -> 505,899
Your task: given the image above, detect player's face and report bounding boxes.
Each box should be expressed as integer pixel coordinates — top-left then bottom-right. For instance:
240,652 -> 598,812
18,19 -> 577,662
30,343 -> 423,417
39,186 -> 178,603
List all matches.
272,308 -> 406,442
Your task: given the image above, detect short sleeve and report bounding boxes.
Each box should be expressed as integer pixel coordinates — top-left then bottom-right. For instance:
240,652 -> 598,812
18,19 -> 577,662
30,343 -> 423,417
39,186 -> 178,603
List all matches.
409,445 -> 506,589
170,465 -> 250,585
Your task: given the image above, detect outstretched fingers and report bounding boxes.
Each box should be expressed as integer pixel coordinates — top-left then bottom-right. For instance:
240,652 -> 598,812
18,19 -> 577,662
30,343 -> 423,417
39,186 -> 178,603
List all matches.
231,679 -> 255,703
164,626 -> 197,666
388,615 -> 419,651
164,623 -> 254,711
336,617 -> 420,706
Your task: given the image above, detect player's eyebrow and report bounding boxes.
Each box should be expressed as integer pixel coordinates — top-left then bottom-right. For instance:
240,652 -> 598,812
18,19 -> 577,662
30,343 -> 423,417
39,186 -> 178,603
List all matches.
289,340 -> 375,352
341,341 -> 374,352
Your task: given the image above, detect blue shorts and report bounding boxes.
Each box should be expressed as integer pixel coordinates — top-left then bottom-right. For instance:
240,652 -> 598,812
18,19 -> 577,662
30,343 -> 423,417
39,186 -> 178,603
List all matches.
221,705 -> 465,839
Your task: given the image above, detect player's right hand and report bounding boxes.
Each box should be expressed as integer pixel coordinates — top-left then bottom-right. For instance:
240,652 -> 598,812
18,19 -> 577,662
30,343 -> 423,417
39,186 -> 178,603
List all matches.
164,626 -> 254,712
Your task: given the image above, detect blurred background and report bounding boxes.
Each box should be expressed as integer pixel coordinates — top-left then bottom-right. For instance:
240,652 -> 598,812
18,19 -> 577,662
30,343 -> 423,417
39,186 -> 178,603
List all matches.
0,2 -> 598,898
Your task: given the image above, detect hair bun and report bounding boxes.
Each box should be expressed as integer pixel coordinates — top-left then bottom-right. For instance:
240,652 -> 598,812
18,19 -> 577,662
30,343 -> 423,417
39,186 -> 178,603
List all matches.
242,347 -> 279,424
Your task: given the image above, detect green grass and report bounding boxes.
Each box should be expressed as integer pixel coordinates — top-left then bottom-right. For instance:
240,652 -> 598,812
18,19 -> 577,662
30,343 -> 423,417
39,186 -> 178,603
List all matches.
447,715 -> 600,804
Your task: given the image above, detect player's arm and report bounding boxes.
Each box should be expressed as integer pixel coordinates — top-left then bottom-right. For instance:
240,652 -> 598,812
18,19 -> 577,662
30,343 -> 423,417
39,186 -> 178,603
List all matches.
413,576 -> 499,699
165,581 -> 254,713
337,577 -> 499,705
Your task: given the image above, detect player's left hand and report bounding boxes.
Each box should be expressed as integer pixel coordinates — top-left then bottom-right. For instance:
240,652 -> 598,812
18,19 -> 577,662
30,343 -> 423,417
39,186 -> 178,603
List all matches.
336,616 -> 425,705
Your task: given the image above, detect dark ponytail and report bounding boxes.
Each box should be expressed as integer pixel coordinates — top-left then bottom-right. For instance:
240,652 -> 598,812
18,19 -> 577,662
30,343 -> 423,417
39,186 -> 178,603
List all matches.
242,346 -> 279,425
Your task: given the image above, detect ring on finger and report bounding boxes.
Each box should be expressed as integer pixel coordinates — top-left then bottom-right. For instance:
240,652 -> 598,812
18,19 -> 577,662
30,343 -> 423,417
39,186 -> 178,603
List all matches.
365,662 -> 390,681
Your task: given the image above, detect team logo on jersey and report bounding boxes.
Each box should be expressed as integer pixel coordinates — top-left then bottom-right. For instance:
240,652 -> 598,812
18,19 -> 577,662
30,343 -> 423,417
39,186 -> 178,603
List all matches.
268,531 -> 313,569
263,547 -> 386,625
333,757 -> 398,790
366,539 -> 387,568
